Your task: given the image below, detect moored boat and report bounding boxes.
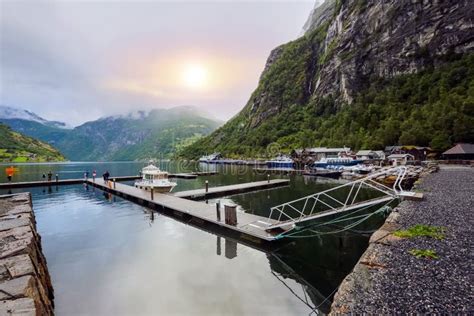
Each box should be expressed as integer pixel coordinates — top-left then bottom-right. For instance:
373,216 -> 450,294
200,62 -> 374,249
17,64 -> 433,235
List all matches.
266,155 -> 295,169
313,157 -> 362,169
135,163 -> 177,193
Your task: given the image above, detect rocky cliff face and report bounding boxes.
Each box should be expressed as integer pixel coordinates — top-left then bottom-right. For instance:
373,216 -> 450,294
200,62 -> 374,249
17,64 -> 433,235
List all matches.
315,0 -> 474,104
251,0 -> 473,123
180,0 -> 474,158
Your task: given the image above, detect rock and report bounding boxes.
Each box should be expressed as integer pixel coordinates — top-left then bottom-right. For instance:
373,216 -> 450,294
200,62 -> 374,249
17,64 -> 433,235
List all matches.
0,194 -> 54,315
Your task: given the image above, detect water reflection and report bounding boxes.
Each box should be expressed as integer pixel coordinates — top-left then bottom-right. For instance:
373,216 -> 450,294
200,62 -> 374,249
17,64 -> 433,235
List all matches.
0,162 -> 389,315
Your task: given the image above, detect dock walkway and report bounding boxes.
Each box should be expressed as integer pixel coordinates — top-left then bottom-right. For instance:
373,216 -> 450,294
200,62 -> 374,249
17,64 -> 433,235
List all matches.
87,179 -> 284,242
173,179 -> 289,200
0,172 -> 215,189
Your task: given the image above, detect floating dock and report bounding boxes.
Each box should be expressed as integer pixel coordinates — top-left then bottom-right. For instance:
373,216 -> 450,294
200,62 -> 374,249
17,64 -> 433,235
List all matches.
173,179 -> 289,200
0,172 -> 216,189
253,168 -> 305,175
87,179 -> 288,243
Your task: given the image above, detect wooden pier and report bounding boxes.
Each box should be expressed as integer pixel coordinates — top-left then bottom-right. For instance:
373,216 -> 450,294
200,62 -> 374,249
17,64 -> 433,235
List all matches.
253,168 -> 305,175
173,179 -> 289,200
0,172 -> 217,189
86,179 -> 286,243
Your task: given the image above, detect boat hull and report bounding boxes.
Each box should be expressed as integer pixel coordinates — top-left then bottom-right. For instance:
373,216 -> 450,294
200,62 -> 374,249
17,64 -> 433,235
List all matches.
135,184 -> 176,193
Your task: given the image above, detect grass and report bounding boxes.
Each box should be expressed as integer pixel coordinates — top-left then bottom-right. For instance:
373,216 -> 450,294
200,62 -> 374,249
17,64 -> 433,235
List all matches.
409,249 -> 439,259
394,224 -> 445,240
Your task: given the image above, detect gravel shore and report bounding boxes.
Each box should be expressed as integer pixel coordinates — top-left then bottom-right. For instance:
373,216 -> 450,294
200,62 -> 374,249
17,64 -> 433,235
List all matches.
331,165 -> 474,314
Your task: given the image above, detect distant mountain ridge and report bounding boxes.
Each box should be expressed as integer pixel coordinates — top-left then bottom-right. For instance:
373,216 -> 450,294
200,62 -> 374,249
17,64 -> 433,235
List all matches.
0,123 -> 65,162
0,105 -> 70,129
0,106 -> 222,161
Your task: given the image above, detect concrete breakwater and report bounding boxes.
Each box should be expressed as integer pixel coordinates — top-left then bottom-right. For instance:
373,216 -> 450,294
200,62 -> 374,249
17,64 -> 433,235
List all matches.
0,193 -> 54,315
330,166 -> 473,314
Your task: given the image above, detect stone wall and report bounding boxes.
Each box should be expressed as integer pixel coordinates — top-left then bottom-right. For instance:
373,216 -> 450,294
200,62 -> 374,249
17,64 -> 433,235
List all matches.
0,193 -> 54,315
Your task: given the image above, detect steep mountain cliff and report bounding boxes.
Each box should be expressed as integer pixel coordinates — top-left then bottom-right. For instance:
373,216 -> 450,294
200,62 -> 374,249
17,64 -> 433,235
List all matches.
0,123 -> 65,162
180,0 -> 474,158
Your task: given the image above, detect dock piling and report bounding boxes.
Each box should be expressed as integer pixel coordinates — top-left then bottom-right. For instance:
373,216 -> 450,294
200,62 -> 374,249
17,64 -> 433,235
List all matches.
205,180 -> 209,193
216,201 -> 221,221
113,179 -> 116,189
267,174 -> 270,183
224,204 -> 237,226
150,187 -> 154,200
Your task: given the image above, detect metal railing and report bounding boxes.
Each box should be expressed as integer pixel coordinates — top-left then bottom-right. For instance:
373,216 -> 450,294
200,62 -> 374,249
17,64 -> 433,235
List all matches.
264,167 -> 410,230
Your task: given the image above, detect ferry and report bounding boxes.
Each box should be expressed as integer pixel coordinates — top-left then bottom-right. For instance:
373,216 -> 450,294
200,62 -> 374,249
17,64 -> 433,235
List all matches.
199,153 -> 222,163
313,157 -> 362,169
266,155 -> 295,169
135,163 -> 177,193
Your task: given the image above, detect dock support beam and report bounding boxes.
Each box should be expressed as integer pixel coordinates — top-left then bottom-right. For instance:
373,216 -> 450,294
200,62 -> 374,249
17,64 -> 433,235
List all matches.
216,201 -> 221,221
225,205 -> 237,226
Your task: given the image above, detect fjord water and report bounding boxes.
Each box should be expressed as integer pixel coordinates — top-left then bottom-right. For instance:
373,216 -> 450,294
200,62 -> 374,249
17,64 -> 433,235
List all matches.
0,162 -> 386,314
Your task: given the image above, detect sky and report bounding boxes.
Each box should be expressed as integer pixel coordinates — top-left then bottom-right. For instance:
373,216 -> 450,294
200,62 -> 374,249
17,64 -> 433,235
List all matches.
0,0 -> 315,126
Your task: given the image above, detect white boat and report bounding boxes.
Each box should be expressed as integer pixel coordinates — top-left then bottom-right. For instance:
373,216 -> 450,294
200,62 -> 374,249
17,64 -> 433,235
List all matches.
135,163 -> 177,193
266,155 -> 295,169
199,153 -> 222,163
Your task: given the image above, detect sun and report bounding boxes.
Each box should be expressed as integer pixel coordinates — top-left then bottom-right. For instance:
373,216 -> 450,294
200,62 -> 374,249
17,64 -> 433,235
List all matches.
182,64 -> 208,89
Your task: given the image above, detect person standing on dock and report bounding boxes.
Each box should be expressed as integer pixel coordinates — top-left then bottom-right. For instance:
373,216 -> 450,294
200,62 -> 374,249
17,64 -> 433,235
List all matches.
92,170 -> 97,182
103,170 -> 110,183
42,173 -> 46,181
5,166 -> 14,182
47,171 -> 52,182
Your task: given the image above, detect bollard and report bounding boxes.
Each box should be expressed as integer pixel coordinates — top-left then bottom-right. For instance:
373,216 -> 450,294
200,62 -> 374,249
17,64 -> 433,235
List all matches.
216,201 -> 221,221
205,180 -> 209,193
150,188 -> 154,200
224,204 -> 237,226
267,174 -> 270,183
55,174 -> 59,182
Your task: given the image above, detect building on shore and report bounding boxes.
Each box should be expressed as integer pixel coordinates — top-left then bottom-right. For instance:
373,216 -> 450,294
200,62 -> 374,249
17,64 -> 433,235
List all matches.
442,143 -> 474,160
384,146 -> 432,161
387,153 -> 415,166
355,150 -> 385,161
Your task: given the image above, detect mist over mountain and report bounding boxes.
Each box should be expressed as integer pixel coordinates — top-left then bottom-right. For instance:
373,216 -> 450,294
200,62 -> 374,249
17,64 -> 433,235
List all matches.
0,106 -> 221,161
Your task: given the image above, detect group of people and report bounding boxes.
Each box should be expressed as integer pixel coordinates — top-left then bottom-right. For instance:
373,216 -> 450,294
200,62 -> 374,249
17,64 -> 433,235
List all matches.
41,171 -> 58,182
5,168 -> 112,183
83,170 -> 110,182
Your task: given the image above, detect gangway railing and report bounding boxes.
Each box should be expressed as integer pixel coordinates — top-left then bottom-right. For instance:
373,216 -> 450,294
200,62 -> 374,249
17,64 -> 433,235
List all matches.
261,167 -> 413,231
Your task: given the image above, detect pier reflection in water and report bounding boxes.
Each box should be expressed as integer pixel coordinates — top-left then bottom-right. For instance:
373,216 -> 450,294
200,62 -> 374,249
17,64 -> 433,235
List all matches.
0,162 -> 388,315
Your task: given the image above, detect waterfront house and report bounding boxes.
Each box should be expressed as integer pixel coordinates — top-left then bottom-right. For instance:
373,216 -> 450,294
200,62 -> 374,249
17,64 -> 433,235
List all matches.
384,146 -> 431,161
355,150 -> 385,161
442,143 -> 474,160
387,153 -> 415,166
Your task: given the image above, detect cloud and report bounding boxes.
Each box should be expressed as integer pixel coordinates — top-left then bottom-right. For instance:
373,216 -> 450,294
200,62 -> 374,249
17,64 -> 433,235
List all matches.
0,0 -> 314,126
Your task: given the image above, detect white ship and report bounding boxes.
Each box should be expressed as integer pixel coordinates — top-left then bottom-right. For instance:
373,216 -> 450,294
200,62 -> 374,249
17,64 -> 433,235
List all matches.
135,163 -> 177,193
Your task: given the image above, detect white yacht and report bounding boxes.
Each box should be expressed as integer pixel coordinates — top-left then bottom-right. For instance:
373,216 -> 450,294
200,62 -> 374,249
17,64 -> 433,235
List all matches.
135,163 -> 177,193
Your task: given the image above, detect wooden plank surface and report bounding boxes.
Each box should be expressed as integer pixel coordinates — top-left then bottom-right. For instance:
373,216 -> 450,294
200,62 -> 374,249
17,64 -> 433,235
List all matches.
173,179 -> 290,200
87,179 -> 281,241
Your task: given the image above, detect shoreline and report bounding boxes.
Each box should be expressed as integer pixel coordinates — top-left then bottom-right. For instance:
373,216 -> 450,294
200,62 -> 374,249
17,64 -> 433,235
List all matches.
330,165 -> 473,313
0,193 -> 54,315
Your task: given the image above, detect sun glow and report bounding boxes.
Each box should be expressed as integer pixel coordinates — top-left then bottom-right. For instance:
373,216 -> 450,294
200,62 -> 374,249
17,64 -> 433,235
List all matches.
182,64 -> 208,89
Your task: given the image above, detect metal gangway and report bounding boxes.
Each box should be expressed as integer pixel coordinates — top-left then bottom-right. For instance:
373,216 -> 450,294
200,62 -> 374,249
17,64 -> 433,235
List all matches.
260,166 -> 416,232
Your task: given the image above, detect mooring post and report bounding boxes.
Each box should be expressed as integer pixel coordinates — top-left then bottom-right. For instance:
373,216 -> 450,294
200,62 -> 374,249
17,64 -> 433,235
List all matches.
267,174 -> 270,183
216,200 -> 221,221
224,204 -> 237,226
150,187 -> 154,200
205,180 -> 209,193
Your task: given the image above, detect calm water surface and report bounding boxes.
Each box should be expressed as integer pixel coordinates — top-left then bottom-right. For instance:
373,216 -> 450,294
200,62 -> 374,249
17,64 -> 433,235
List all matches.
0,162 -> 388,315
